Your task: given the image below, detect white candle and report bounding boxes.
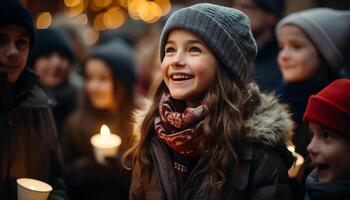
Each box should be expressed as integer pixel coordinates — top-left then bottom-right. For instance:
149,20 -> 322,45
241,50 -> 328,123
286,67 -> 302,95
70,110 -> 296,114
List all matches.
287,145 -> 305,178
16,178 -> 52,200
90,124 -> 121,164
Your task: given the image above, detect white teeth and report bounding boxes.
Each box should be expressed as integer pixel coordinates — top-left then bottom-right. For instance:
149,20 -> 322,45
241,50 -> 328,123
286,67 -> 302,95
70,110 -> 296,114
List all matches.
171,74 -> 191,80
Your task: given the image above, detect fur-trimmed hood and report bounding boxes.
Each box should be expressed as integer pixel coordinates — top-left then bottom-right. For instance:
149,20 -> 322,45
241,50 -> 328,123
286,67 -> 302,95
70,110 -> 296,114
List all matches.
245,92 -> 294,149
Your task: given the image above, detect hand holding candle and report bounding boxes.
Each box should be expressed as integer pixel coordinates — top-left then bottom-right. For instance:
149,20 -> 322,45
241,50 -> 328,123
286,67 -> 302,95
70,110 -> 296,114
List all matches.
16,178 -> 52,200
90,124 -> 122,165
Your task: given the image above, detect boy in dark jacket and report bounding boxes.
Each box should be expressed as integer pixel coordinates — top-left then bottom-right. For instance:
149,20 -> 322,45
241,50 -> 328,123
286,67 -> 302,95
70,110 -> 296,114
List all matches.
0,0 -> 67,199
303,79 -> 350,200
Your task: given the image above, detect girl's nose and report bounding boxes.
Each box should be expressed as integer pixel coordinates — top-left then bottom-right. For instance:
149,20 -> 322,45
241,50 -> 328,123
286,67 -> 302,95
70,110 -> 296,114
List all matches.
170,52 -> 186,67
307,136 -> 319,157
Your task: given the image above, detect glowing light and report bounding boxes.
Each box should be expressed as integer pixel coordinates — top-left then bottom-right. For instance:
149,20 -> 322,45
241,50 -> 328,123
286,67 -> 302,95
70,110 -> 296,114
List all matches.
64,0 -> 82,7
36,12 -> 52,29
104,7 -> 126,29
155,0 -> 171,16
64,0 -> 85,17
93,0 -> 113,8
94,12 -> 106,31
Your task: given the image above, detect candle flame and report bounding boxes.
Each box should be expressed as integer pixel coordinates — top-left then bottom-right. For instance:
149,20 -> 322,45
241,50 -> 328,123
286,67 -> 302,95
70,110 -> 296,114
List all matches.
100,124 -> 111,137
287,145 -> 295,152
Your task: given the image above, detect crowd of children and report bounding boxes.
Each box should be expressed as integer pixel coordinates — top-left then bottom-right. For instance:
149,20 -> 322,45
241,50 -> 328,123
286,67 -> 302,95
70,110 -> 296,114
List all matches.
0,0 -> 349,199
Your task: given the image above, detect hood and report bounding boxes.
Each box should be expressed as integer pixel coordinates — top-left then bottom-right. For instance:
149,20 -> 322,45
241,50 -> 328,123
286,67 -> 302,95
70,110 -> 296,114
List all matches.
245,92 -> 294,149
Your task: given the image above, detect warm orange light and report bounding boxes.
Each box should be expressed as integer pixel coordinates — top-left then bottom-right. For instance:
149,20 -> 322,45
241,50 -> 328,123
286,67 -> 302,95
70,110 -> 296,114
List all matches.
64,0 -> 85,17
94,12 -> 106,31
64,0 -> 82,7
155,0 -> 171,16
104,7 -> 126,29
138,1 -> 161,23
93,0 -> 112,8
36,12 -> 52,29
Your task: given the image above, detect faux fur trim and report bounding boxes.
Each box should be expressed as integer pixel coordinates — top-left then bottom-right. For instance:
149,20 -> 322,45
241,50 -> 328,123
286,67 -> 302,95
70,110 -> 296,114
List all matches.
245,92 -> 294,148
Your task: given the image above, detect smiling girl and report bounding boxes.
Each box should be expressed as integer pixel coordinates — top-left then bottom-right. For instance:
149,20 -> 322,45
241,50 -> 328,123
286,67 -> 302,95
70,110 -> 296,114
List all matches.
126,3 -> 294,200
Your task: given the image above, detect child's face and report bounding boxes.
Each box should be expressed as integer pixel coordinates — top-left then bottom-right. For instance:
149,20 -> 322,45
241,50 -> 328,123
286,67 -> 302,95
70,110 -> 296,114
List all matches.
307,122 -> 350,183
34,51 -> 70,87
85,58 -> 116,110
0,25 -> 30,83
161,29 -> 218,106
277,25 -> 320,83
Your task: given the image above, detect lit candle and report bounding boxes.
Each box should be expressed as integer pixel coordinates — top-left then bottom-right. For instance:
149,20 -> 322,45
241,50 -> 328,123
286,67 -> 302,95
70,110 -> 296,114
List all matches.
90,124 -> 122,164
287,145 -> 305,178
16,178 -> 52,200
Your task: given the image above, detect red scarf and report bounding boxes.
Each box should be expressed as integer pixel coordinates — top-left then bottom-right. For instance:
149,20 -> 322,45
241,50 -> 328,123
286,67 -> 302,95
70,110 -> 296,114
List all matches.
154,93 -> 206,157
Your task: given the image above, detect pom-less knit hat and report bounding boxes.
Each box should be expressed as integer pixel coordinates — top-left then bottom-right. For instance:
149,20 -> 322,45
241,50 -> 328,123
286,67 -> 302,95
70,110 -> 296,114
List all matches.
0,0 -> 35,48
303,79 -> 350,139
276,8 -> 350,74
160,3 -> 257,80
89,39 -> 137,88
27,28 -> 75,68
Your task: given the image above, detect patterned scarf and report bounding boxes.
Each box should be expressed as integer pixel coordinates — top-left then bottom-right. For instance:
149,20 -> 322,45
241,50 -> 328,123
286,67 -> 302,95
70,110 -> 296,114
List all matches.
154,93 -> 206,157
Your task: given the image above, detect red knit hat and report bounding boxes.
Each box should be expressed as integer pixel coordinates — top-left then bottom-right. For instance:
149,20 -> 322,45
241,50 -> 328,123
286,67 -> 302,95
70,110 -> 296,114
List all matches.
304,79 -> 350,138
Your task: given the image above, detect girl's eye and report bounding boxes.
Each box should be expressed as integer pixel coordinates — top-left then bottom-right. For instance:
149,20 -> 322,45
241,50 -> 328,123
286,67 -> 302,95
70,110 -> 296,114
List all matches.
189,46 -> 201,53
321,130 -> 335,140
165,47 -> 175,54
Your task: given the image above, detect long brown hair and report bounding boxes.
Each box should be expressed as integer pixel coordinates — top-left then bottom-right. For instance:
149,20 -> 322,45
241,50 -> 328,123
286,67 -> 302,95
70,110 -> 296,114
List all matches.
125,65 -> 261,191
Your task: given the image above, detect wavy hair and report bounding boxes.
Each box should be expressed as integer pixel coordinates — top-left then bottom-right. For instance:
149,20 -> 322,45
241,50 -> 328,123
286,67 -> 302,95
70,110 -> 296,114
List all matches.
124,66 -> 261,192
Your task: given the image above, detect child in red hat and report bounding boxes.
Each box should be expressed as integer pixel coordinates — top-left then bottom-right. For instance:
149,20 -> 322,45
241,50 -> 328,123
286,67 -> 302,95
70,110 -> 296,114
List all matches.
303,79 -> 350,200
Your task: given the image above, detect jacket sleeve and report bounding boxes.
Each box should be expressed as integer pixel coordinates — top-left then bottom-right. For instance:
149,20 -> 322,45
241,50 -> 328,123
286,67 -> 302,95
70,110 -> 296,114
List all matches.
249,148 -> 292,200
129,161 -> 145,200
45,108 -> 69,200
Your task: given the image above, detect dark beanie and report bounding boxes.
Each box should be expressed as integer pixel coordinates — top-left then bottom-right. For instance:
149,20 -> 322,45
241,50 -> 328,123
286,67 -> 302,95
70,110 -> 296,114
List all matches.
276,8 -> 350,74
160,3 -> 257,80
27,28 -> 75,68
0,0 -> 35,48
256,0 -> 285,17
89,39 -> 137,88
304,79 -> 350,139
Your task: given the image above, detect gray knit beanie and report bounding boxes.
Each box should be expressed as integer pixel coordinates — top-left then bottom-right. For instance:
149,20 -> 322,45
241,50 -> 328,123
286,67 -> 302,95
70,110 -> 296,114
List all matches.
276,8 -> 350,74
160,3 -> 257,79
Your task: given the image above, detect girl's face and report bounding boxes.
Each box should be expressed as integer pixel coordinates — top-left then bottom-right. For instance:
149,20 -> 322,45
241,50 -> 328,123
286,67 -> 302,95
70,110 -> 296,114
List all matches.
277,25 -> 320,83
85,58 -> 115,110
161,29 -> 218,107
34,51 -> 70,87
307,122 -> 350,183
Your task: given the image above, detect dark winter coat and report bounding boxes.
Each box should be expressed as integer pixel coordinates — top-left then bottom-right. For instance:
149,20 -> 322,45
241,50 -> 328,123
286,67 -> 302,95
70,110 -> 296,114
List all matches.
129,93 -> 295,200
253,36 -> 283,92
0,69 -> 67,200
61,107 -> 134,200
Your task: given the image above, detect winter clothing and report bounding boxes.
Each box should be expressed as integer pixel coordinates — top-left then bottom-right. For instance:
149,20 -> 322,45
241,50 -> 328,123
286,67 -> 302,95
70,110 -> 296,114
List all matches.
276,80 -> 329,157
0,69 -> 67,200
276,8 -> 350,74
255,0 -> 285,17
89,39 -> 137,88
27,28 -> 75,68
253,36 -> 283,92
304,170 -> 350,200
62,109 -> 133,200
27,28 -> 78,137
304,79 -> 350,140
0,0 -> 35,48
61,39 -> 138,200
49,81 -> 78,136
155,93 -> 206,157
129,91 -> 294,200
160,3 -> 257,80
